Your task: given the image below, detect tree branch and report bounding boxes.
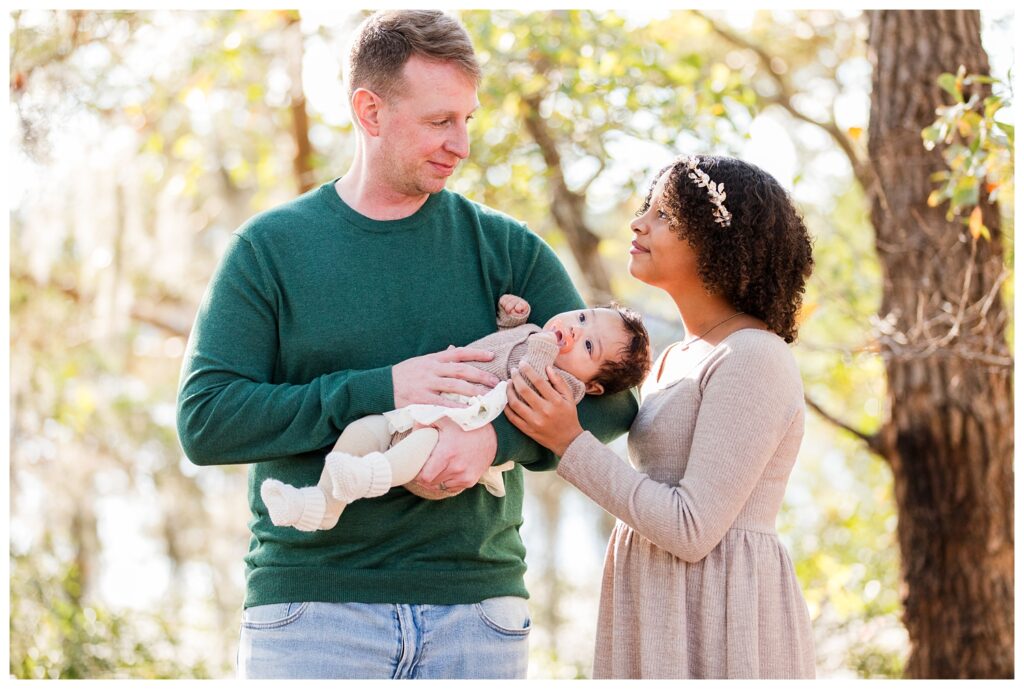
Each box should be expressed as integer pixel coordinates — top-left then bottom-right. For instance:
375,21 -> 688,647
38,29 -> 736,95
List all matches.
12,270 -> 190,338
693,10 -> 876,192
805,393 -> 887,457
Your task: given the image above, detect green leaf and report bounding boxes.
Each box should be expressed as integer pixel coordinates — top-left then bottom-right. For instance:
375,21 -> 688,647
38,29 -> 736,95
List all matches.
951,177 -> 979,209
937,72 -> 962,101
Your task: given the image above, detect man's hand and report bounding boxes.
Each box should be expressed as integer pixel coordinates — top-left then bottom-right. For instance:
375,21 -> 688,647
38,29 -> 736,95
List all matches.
413,417 -> 498,494
393,346 -> 499,408
499,294 -> 530,318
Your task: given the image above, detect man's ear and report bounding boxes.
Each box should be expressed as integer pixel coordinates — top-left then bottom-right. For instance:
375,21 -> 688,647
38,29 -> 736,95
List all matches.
585,380 -> 605,395
351,87 -> 384,136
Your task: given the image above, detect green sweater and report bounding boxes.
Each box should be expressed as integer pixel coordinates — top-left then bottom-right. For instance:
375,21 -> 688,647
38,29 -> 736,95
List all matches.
177,180 -> 638,608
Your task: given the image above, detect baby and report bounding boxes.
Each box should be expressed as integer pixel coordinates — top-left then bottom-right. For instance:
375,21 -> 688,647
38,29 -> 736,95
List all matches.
261,294 -> 651,532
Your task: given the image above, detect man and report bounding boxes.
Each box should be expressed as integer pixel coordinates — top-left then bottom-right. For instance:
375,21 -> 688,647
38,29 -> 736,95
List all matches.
176,10 -> 637,679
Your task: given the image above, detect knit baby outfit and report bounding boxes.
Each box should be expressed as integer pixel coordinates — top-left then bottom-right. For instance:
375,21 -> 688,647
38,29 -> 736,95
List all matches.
261,299 -> 586,532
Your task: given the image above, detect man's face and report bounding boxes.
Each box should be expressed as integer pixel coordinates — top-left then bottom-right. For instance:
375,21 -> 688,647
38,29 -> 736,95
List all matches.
376,55 -> 479,198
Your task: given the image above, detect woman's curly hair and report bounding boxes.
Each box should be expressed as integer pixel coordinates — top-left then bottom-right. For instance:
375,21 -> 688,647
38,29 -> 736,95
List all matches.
638,155 -> 814,343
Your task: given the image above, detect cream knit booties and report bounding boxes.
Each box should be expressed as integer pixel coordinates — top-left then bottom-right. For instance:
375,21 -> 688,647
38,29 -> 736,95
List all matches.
325,451 -> 393,504
261,479 -> 328,532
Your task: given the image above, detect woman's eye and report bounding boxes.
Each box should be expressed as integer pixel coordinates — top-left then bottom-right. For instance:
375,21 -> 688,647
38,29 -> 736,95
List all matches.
657,209 -> 669,219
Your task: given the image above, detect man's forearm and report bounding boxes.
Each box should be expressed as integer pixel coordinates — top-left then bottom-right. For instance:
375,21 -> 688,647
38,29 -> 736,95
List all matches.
177,365 -> 394,466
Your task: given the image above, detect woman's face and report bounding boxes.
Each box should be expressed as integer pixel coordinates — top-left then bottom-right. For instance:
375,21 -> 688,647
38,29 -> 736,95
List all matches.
628,171 -> 701,292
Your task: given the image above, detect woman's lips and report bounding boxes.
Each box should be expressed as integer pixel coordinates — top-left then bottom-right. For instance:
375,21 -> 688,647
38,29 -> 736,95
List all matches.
630,240 -> 649,255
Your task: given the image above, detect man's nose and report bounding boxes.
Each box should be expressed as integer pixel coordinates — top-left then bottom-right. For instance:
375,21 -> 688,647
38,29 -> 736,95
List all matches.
446,122 -> 470,160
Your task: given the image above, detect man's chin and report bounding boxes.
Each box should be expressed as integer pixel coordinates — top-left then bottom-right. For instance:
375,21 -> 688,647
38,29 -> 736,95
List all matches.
414,177 -> 449,195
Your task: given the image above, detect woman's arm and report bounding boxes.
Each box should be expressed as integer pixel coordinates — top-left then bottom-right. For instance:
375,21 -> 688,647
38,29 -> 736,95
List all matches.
508,342 -> 801,562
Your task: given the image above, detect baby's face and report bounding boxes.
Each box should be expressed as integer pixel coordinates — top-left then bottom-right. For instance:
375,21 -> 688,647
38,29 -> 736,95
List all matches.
542,308 -> 630,395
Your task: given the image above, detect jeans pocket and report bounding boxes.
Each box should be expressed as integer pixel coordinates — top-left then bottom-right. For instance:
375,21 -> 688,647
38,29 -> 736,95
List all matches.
240,602 -> 310,630
475,596 -> 531,636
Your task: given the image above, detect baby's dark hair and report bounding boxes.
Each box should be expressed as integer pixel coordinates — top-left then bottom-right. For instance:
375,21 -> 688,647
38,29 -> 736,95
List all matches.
591,303 -> 652,395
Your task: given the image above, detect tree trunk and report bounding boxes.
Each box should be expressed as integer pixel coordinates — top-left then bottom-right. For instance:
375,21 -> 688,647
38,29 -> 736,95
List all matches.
521,94 -> 613,302
866,10 -> 1013,678
284,11 -> 314,194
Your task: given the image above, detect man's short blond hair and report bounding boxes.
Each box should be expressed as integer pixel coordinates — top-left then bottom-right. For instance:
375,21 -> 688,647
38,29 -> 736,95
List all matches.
347,10 -> 481,102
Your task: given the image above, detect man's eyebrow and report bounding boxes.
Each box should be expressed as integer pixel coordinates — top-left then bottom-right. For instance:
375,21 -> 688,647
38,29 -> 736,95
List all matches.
422,104 -> 479,119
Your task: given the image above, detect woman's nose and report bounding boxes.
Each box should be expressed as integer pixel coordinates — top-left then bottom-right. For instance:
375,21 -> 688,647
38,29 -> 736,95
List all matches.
630,217 -> 645,235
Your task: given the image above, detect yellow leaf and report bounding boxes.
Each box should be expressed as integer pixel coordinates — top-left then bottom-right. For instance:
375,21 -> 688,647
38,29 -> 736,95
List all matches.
796,302 -> 818,326
847,126 -> 863,141
927,190 -> 944,207
968,206 -> 983,239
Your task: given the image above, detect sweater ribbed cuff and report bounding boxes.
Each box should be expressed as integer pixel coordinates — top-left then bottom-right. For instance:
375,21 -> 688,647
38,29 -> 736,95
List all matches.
523,333 -> 559,366
496,306 -> 530,329
324,365 -> 395,425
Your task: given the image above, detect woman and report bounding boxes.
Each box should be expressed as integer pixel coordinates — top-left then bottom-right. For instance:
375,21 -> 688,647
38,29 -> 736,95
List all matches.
506,154 -> 816,679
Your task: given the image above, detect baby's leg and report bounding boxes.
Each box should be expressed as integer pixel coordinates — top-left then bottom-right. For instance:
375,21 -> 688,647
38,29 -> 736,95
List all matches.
326,426 -> 439,503
384,428 -> 441,485
332,414 -> 393,455
261,477 -> 336,532
259,416 -> 393,532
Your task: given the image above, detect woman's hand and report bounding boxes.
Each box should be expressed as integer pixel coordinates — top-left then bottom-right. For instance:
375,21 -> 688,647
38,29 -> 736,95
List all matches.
505,363 -> 584,457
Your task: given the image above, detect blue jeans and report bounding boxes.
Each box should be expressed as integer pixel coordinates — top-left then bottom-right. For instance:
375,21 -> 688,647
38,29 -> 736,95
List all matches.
237,597 -> 531,679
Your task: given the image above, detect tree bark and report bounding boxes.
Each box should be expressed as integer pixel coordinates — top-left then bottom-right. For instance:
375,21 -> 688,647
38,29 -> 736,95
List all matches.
521,94 -> 613,303
284,11 -> 314,194
866,10 -> 1013,678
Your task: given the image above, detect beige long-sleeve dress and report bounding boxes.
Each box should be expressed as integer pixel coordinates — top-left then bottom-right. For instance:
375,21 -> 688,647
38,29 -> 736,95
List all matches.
557,329 -> 815,679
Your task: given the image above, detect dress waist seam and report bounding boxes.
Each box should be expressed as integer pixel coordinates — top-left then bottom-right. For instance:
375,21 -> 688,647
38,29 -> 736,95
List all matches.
728,525 -> 777,536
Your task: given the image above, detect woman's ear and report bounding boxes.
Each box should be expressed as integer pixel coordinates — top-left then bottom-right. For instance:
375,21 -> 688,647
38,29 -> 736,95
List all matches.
351,87 -> 384,136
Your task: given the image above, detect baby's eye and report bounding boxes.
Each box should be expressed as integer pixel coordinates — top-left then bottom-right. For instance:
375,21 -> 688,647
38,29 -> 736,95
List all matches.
585,340 -> 594,354
578,313 -> 586,323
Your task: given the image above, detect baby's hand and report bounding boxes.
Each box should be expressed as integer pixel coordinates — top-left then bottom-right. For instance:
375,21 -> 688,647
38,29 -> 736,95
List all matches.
499,294 -> 530,317
531,330 -> 558,345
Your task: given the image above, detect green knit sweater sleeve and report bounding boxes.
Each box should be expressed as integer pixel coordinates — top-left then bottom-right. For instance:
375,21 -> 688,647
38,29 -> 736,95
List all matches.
490,222 -> 638,471
176,233 -> 393,466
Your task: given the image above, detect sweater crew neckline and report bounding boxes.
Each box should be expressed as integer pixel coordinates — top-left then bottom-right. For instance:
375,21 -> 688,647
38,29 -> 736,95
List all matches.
318,179 -> 444,234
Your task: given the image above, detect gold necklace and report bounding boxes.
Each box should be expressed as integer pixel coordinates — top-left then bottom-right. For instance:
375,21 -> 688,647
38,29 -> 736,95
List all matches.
678,311 -> 744,351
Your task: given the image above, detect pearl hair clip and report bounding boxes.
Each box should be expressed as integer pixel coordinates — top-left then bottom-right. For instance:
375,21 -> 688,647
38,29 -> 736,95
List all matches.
682,156 -> 732,227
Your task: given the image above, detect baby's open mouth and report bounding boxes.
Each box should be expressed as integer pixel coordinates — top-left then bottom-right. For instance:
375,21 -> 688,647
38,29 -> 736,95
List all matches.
548,327 -> 573,353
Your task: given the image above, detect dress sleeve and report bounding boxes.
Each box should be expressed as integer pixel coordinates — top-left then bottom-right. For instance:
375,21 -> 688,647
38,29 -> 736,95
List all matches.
176,234 -> 394,466
555,340 -> 801,562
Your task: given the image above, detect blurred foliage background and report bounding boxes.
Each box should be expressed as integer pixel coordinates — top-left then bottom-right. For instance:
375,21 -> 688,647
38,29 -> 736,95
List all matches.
8,9 -> 1014,679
